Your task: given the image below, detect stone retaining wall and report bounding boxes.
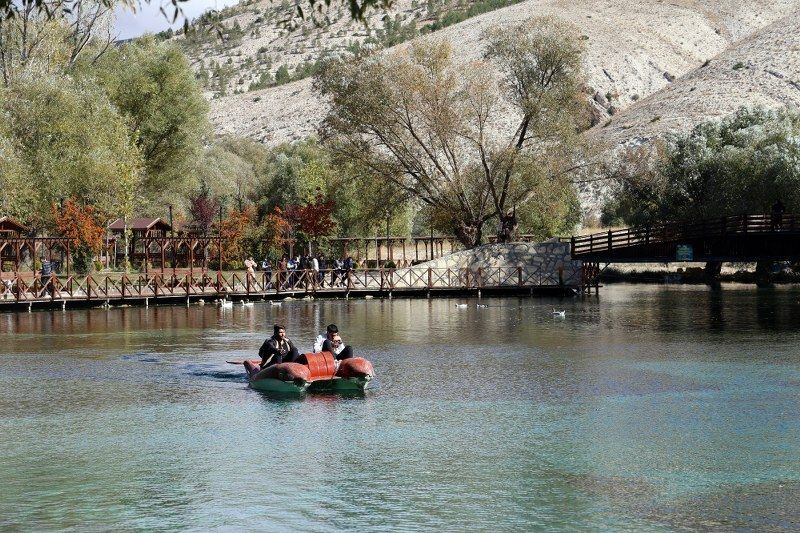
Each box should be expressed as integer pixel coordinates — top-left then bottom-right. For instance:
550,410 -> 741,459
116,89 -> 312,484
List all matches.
404,239 -> 582,286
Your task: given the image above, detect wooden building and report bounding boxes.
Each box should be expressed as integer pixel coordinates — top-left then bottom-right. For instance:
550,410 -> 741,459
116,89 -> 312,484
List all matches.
108,218 -> 172,269
0,217 -> 29,272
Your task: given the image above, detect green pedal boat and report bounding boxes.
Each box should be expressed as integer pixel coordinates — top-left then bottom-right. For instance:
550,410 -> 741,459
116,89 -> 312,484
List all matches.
242,352 -> 374,394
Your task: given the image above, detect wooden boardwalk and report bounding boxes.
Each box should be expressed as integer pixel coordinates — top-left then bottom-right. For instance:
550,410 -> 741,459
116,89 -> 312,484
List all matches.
570,213 -> 800,263
0,267 -> 580,311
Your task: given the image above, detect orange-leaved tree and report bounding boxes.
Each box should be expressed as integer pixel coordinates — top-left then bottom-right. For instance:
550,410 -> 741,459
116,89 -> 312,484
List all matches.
261,207 -> 293,259
213,206 -> 256,269
51,199 -> 105,274
287,195 -> 336,253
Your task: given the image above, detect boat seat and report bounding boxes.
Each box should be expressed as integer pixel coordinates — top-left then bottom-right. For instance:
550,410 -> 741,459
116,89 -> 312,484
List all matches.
296,351 -> 337,381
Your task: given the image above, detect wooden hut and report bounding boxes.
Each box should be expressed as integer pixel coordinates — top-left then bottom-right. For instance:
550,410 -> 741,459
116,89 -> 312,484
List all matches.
0,216 -> 27,237
0,217 -> 29,272
108,217 -> 172,269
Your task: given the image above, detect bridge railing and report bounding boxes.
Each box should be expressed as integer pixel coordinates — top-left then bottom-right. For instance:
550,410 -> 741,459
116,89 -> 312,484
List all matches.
0,266 -> 580,305
570,214 -> 800,257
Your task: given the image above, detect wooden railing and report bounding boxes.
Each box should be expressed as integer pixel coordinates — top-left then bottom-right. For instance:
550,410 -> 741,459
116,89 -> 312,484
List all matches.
0,266 -> 580,305
570,214 -> 800,257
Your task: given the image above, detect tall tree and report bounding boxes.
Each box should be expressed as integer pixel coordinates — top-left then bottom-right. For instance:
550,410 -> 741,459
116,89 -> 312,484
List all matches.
315,17 -> 585,247
0,0 -> 114,86
1,73 -> 140,231
603,106 -> 800,225
93,36 -> 208,209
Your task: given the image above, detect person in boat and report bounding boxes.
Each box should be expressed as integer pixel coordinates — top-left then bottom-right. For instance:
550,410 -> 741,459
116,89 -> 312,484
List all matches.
313,323 -> 354,360
258,324 -> 300,368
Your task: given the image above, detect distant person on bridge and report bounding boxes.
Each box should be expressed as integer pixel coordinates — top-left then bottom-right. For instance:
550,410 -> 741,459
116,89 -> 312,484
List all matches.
772,199 -> 786,230
244,255 -> 256,274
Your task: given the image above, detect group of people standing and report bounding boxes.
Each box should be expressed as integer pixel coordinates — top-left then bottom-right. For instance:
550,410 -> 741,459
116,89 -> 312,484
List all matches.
253,323 -> 354,371
244,255 -> 359,289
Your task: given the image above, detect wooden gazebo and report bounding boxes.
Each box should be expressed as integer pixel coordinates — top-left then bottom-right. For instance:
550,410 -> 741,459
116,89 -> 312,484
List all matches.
0,216 -> 27,237
0,216 -> 29,272
108,217 -> 172,269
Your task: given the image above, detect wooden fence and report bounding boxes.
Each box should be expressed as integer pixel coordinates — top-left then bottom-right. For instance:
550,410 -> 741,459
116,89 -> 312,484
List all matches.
0,266 -> 580,308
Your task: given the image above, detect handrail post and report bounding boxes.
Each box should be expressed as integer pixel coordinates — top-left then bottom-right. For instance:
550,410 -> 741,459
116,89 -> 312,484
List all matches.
518,266 -> 522,287
608,230 -> 612,252
427,267 -> 432,289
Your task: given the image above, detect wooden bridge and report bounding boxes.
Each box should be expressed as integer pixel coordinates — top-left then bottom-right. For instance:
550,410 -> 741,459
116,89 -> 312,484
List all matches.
0,266 -> 580,311
570,214 -> 800,263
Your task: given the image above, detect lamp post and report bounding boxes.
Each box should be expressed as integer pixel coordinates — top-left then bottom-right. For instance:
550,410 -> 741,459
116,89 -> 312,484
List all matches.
385,209 -> 391,265
169,204 -> 176,277
217,202 -> 223,276
429,210 -> 434,261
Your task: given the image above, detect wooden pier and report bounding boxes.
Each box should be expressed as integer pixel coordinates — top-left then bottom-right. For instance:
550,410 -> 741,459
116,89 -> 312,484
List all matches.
0,266 -> 580,311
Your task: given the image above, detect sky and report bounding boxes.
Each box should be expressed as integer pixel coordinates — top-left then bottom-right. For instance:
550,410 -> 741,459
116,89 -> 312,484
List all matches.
114,0 -> 240,40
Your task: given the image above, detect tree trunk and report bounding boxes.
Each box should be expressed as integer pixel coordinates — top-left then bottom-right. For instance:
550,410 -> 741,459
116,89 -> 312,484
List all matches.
755,260 -> 773,286
454,220 -> 484,248
495,210 -> 518,244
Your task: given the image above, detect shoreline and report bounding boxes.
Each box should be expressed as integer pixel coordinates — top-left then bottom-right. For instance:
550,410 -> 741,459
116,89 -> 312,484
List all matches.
600,264 -> 800,285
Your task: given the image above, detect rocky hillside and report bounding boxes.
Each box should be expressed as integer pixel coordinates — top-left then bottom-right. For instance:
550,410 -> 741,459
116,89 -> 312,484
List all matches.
587,12 -> 800,148
176,0 -> 525,99
200,0 -> 800,145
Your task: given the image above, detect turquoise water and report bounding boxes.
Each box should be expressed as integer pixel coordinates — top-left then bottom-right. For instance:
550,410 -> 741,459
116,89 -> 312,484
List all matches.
1,284 -> 799,531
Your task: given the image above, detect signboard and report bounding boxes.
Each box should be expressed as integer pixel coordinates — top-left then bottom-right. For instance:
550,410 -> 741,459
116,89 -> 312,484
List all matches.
676,244 -> 693,261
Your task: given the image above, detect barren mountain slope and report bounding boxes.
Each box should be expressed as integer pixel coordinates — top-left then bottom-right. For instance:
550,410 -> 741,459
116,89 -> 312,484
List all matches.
587,11 -> 800,148
208,0 -> 800,144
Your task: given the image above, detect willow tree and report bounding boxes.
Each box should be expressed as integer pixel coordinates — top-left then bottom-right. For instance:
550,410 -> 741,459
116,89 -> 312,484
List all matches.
315,16 -> 585,247
1,74 -> 141,232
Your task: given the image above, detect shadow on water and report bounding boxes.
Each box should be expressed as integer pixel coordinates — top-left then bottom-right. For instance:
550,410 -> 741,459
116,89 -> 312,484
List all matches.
251,388 -> 371,402
121,353 -> 160,363
183,362 -> 246,382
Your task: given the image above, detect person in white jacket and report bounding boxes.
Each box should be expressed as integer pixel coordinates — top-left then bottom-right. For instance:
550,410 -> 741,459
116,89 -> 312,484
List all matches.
313,323 -> 354,360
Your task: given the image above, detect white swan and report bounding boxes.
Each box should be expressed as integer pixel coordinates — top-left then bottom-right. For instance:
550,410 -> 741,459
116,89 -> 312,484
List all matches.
455,303 -> 468,308
552,309 -> 565,318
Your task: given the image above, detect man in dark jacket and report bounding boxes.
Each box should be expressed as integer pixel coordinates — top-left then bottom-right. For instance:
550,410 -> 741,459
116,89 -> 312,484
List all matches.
258,324 -> 300,367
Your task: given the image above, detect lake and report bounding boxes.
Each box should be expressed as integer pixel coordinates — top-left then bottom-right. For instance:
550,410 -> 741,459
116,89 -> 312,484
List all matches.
1,284 -> 799,531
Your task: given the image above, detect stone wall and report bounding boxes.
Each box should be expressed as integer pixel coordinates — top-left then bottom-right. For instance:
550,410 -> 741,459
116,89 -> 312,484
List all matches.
402,239 -> 582,287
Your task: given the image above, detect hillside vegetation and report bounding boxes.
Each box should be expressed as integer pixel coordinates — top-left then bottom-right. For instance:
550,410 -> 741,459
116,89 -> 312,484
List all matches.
174,0 -> 529,98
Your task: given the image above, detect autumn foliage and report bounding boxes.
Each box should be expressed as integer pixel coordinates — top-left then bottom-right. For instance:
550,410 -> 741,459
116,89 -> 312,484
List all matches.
215,206 -> 256,265
189,186 -> 219,234
264,207 -> 293,249
287,195 -> 336,240
52,199 -> 105,254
